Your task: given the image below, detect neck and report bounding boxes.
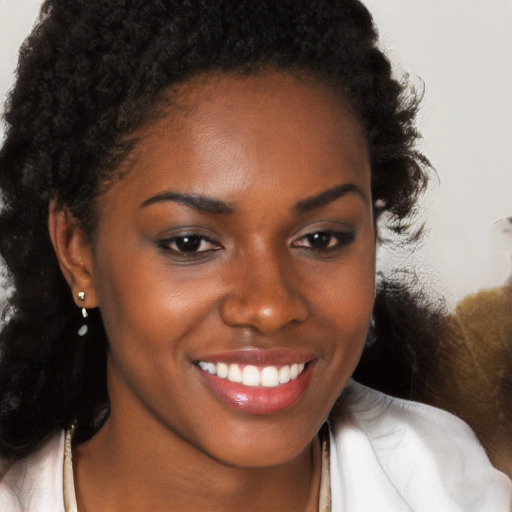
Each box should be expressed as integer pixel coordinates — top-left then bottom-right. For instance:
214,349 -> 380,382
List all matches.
72,414 -> 322,512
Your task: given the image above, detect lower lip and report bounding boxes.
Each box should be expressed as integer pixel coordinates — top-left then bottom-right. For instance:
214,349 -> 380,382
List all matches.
197,362 -> 316,415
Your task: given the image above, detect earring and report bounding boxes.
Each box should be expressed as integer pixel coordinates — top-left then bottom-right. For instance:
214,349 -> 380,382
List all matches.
77,291 -> 88,336
77,291 -> 88,318
374,198 -> 387,210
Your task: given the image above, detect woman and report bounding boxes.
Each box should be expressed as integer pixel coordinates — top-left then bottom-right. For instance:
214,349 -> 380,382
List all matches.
0,1 -> 510,511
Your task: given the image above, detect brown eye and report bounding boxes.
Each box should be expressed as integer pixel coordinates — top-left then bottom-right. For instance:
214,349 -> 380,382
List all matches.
292,229 -> 356,252
159,234 -> 222,255
175,235 -> 202,252
306,231 -> 335,249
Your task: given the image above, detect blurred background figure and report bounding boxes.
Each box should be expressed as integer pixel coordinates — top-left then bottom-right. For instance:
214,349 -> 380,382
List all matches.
422,216 -> 512,477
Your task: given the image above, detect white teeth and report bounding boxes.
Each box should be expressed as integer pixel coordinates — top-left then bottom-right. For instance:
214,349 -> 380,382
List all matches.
242,365 -> 261,386
198,361 -> 307,387
227,363 -> 243,383
278,365 -> 291,384
217,362 -> 229,379
261,366 -> 279,387
199,361 -> 216,375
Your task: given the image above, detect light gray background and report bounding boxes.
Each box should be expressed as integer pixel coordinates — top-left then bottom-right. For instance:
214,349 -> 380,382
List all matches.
1,0 -> 511,309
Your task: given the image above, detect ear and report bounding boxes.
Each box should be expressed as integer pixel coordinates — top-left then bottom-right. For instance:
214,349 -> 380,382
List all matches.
48,200 -> 98,310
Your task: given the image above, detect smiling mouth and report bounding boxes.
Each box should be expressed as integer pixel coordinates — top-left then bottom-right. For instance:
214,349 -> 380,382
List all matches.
197,361 -> 307,388
194,349 -> 316,414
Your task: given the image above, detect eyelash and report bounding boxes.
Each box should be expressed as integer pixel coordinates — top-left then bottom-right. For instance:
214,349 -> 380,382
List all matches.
157,234 -> 223,258
291,229 -> 356,253
157,229 -> 356,259
159,229 -> 355,257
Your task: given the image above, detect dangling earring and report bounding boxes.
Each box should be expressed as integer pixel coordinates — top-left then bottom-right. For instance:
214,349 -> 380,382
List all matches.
77,291 -> 88,318
77,291 -> 88,336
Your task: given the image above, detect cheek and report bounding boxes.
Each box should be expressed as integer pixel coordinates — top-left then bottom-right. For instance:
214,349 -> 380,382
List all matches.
92,252 -> 225,416
309,240 -> 375,325
303,240 -> 376,369
99,264 -> 217,350
92,238 -> 223,360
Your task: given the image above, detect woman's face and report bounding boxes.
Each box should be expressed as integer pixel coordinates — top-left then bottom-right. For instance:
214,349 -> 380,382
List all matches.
88,71 -> 376,467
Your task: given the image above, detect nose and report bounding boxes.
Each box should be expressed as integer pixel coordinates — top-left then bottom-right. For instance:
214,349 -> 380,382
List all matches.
220,252 -> 310,334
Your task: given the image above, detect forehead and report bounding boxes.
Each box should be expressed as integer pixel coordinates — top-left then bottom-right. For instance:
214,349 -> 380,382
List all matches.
103,70 -> 370,207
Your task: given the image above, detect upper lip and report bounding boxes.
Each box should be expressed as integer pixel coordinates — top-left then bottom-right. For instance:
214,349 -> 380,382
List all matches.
195,347 -> 316,366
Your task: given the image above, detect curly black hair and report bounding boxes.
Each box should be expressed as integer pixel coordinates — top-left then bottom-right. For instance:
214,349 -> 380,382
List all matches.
0,0 -> 432,457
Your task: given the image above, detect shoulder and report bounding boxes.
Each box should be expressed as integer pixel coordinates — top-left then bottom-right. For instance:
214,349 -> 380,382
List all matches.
0,432 -> 65,512
328,381 -> 512,512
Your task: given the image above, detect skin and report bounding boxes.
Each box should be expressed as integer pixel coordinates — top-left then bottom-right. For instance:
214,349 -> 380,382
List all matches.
49,70 -> 376,512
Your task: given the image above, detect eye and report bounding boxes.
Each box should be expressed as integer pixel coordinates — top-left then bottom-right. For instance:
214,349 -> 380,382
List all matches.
158,234 -> 222,255
292,229 -> 355,252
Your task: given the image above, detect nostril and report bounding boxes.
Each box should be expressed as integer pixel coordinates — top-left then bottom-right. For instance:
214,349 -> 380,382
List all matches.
219,285 -> 310,332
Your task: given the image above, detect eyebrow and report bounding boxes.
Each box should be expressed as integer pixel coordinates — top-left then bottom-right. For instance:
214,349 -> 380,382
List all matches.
140,183 -> 367,215
140,192 -> 234,214
294,183 -> 368,213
